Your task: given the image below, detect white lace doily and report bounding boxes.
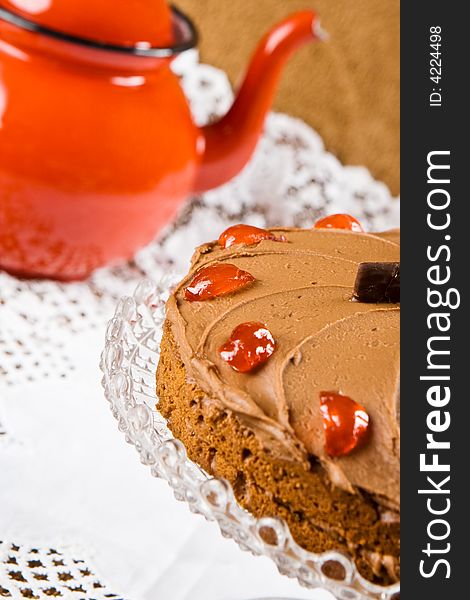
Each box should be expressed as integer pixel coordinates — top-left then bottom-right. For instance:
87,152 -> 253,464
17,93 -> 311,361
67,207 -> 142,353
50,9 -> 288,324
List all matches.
0,49 -> 399,599
0,540 -> 126,599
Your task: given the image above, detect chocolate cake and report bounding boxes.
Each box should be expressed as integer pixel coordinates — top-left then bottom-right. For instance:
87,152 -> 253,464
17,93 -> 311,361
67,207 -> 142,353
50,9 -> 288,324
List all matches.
156,219 -> 400,584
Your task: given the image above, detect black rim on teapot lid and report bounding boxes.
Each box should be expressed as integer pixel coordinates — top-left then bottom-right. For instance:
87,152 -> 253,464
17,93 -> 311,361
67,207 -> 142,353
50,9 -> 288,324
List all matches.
0,4 -> 198,58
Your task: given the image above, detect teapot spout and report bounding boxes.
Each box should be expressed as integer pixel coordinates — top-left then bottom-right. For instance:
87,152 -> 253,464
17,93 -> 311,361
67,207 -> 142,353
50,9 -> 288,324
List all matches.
193,10 -> 326,194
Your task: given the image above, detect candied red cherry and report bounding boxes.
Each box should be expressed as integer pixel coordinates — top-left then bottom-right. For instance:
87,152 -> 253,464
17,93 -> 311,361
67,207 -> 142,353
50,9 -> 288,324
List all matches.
319,391 -> 370,457
219,322 -> 276,373
184,263 -> 255,301
218,224 -> 287,249
314,214 -> 363,232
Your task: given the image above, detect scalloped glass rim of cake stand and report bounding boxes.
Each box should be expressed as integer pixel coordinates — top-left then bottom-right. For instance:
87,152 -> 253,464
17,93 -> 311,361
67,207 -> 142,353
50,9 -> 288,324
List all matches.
100,275 -> 400,600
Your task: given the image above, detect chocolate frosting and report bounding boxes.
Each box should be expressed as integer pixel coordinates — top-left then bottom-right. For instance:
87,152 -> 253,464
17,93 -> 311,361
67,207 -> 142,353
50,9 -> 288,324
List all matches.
165,228 -> 400,510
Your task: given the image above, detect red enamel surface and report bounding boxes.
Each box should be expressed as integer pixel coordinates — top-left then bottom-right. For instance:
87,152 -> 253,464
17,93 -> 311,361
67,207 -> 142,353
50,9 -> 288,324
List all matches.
314,214 -> 363,232
218,224 -> 287,249
184,264 -> 255,301
219,322 -> 276,372
0,9 -> 320,280
193,10 -> 322,193
0,0 -> 174,47
319,392 -> 370,457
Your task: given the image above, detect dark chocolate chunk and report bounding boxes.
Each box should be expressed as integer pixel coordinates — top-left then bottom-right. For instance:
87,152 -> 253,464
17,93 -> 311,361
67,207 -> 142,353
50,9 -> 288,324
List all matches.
353,262 -> 400,303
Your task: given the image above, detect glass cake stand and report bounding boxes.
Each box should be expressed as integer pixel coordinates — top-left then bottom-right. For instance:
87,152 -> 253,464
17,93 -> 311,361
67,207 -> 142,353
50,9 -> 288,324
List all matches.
100,276 -> 400,600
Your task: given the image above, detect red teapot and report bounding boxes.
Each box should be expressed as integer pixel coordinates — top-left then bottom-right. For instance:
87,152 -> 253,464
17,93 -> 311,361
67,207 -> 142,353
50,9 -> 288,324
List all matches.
0,0 -> 323,280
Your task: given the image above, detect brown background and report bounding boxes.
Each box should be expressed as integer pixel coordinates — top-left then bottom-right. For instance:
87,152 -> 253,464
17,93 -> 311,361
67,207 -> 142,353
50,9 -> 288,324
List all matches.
178,0 -> 400,196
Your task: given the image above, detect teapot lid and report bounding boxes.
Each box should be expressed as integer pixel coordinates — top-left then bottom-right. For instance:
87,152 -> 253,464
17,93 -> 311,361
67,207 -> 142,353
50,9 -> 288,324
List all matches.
0,0 -> 183,48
